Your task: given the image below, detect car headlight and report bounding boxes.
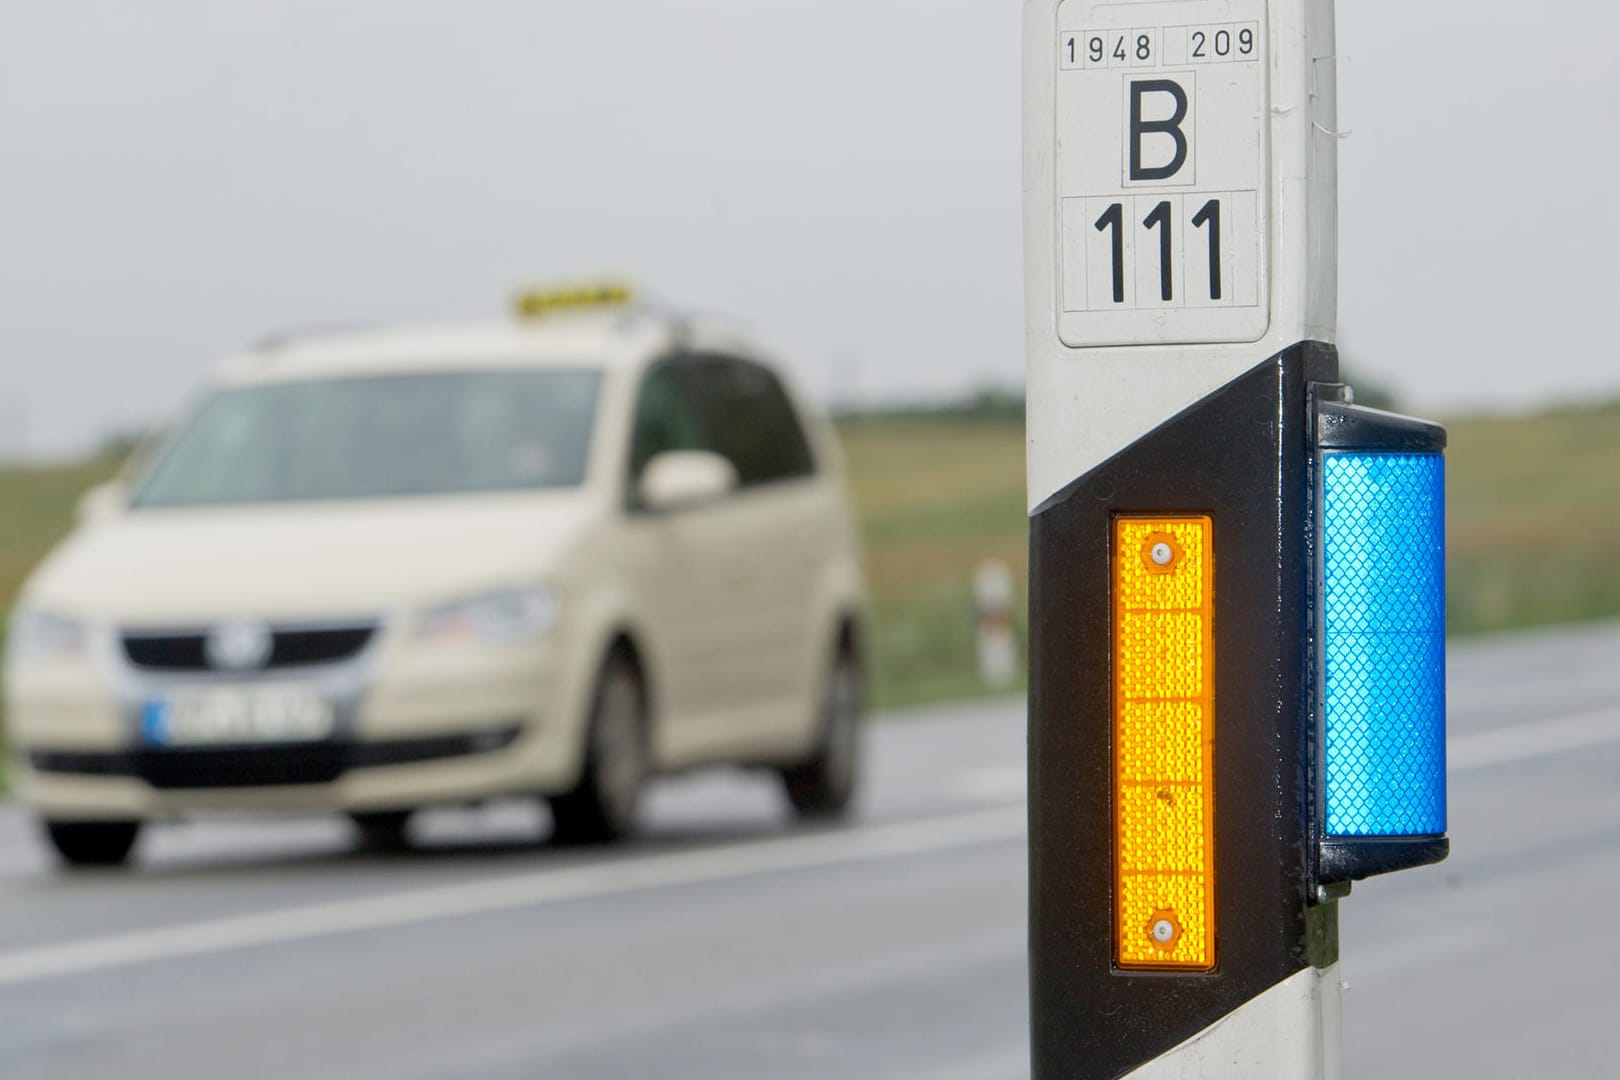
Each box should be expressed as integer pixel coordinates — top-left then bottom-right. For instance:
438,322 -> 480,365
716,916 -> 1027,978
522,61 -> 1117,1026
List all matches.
5,609 -> 89,669
415,586 -> 559,645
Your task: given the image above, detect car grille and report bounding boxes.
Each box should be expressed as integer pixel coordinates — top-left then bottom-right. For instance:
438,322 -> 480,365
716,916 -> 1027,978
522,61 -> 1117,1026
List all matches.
30,727 -> 521,790
138,745 -> 350,788
121,625 -> 377,672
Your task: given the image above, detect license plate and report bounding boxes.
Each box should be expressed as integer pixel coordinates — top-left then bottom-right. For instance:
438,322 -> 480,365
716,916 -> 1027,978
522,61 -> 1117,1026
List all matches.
143,687 -> 336,746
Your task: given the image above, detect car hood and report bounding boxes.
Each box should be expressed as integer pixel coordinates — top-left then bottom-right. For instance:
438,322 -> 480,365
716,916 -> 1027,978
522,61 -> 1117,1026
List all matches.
22,493 -> 599,625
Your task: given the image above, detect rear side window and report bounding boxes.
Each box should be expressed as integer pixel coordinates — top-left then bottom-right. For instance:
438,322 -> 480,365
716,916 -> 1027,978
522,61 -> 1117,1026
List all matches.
685,358 -> 815,487
628,361 -> 712,481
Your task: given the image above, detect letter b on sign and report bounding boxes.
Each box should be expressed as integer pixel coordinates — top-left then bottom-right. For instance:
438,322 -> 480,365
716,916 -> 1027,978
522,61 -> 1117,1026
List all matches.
1129,78 -> 1194,184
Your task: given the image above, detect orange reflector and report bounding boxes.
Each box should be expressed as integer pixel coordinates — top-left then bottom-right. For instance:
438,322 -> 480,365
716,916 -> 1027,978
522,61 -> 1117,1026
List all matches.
1114,516 -> 1216,972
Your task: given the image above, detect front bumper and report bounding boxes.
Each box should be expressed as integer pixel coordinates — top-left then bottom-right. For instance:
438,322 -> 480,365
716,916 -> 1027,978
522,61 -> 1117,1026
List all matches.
10,726 -> 575,819
29,725 -> 521,789
5,628 -> 588,819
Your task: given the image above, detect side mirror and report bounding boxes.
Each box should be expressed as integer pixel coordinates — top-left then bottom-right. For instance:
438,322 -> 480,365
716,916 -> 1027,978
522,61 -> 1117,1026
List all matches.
76,482 -> 126,524
638,451 -> 738,512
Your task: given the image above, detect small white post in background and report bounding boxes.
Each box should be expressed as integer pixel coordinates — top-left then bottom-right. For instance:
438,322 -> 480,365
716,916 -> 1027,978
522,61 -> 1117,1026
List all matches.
973,559 -> 1019,689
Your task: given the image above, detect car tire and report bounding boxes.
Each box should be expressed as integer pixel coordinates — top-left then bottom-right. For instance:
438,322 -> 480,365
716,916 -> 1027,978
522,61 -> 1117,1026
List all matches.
350,810 -> 413,852
780,645 -> 863,820
43,820 -> 141,868
550,652 -> 647,845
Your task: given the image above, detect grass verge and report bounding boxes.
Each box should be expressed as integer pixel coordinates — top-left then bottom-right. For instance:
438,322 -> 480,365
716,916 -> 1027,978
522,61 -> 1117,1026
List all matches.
838,418 -> 1028,709
1446,402 -> 1620,635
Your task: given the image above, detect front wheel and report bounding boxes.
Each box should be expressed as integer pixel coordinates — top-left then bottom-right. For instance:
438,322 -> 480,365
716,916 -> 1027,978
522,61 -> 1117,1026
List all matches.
43,820 -> 141,869
780,646 -> 863,820
549,652 -> 647,845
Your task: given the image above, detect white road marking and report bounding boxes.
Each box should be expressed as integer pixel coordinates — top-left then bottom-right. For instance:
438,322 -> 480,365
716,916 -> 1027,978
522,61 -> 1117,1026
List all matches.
0,806 -> 1025,989
951,704 -> 1620,801
1450,706 -> 1620,772
953,765 -> 1027,802
2,701 -> 1610,990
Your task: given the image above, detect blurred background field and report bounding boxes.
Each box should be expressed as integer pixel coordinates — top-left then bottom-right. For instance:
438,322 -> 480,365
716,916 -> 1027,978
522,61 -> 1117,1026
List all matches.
1,397 -> 1618,714
1446,402 -> 1620,635
839,401 -> 1028,709
0,454 -> 122,629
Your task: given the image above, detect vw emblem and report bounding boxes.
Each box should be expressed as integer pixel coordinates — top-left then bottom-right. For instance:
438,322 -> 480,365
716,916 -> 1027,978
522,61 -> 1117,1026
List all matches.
205,620 -> 274,671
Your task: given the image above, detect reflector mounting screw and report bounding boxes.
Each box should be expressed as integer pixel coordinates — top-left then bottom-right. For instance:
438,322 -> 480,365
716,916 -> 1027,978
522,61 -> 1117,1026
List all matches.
1145,909 -> 1183,952
1140,533 -> 1184,574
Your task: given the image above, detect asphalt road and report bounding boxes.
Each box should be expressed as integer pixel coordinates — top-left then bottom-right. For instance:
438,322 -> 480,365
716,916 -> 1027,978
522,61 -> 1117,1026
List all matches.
1,619 -> 1618,1078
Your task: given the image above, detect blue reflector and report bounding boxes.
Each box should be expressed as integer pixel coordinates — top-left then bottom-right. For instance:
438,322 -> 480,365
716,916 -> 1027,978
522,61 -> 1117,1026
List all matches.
1321,453 -> 1446,837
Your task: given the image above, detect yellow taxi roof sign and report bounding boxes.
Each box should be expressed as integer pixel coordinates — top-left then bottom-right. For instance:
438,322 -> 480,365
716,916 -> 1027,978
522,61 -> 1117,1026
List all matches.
514,282 -> 635,320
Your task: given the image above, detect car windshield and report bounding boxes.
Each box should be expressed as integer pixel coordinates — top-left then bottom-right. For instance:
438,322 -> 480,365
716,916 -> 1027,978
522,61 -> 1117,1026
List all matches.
131,369 -> 603,508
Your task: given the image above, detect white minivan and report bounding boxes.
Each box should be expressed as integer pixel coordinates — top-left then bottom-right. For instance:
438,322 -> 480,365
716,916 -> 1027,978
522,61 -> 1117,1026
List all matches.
4,295 -> 868,866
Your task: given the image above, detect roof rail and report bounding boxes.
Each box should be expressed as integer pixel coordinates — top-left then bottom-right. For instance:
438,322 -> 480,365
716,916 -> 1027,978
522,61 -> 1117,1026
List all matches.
251,323 -> 373,353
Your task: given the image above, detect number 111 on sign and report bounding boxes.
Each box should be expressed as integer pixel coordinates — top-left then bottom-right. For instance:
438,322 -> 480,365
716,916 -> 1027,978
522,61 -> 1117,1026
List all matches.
1063,191 -> 1258,313
1096,198 -> 1221,303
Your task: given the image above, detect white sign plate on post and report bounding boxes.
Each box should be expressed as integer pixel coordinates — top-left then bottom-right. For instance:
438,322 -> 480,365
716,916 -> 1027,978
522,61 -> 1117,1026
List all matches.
1055,0 -> 1271,348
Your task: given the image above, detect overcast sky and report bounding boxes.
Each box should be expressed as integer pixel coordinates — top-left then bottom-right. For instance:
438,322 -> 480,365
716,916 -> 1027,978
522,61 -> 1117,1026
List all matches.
2,1 -> 1617,458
